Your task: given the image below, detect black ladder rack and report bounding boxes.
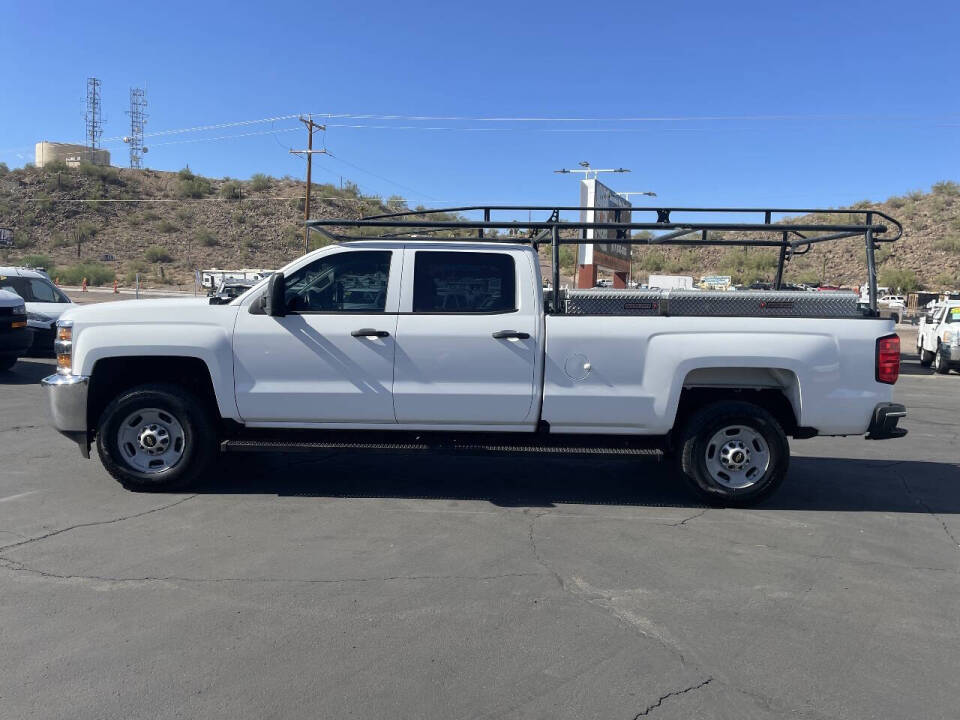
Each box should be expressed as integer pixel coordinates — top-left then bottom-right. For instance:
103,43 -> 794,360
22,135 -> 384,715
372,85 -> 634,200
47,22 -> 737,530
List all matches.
305,205 -> 903,313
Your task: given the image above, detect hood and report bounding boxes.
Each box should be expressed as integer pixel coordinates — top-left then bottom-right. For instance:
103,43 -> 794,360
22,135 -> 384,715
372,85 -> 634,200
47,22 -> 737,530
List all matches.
27,301 -> 75,320
61,297 -> 219,325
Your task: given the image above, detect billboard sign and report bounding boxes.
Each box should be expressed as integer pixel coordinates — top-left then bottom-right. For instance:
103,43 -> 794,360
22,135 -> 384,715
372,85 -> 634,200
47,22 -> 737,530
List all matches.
577,179 -> 631,272
0,228 -> 12,248
701,275 -> 732,289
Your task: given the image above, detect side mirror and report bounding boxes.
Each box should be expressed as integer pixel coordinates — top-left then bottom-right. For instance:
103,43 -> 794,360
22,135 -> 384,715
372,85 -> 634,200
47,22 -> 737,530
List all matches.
262,272 -> 286,317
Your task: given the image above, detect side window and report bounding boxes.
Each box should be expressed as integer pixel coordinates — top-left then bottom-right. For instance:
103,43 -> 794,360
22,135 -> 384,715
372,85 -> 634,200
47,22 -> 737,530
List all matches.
28,279 -> 58,302
412,252 -> 516,313
284,251 -> 391,313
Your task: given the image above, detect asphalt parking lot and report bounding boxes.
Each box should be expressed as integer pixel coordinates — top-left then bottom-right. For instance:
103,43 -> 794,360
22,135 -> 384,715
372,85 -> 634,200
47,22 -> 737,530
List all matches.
1,344 -> 957,720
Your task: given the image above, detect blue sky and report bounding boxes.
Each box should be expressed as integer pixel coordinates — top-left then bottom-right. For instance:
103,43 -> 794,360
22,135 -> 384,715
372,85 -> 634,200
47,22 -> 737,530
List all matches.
3,0 -> 958,210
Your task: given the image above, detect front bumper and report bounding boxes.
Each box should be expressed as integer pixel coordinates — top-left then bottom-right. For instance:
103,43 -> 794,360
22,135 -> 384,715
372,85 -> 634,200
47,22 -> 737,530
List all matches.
41,373 -> 91,457
942,344 -> 960,363
0,327 -> 32,357
866,402 -> 908,440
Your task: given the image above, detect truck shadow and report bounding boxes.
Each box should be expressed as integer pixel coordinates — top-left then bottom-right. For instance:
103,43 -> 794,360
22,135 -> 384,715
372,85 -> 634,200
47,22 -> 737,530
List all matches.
0,359 -> 55,385
195,451 -> 960,513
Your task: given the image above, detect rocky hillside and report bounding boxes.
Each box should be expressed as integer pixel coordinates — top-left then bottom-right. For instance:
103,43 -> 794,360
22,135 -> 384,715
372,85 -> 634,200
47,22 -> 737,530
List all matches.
0,162 -> 958,291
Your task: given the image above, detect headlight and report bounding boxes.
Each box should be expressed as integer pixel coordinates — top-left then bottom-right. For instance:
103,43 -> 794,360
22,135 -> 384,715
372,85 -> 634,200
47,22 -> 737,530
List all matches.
944,330 -> 958,345
12,304 -> 25,316
55,321 -> 73,375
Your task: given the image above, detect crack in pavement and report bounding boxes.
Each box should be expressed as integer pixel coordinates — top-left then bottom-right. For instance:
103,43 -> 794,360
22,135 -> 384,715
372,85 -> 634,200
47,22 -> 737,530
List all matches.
0,494 -> 198,553
527,512 -> 696,671
0,424 -> 44,434
897,470 -> 960,557
667,508 -> 709,527
633,677 -> 713,717
0,557 -> 549,587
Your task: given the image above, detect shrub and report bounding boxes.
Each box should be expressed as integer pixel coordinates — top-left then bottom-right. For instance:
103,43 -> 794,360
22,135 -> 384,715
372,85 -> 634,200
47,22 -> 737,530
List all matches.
42,160 -> 69,174
77,221 -> 98,239
0,162 -> 8,176
249,173 -> 272,191
933,235 -> 960,253
219,180 -> 242,200
931,181 -> 960,197
156,219 -> 178,234
79,162 -> 121,185
232,211 -> 246,225
58,262 -> 114,286
176,166 -> 212,198
175,208 -> 194,225
637,250 -> 665,272
123,261 -> 150,284
18,254 -> 53,270
934,272 -> 959,290
145,246 -> 173,263
878,267 -> 920,292
142,209 -> 161,222
195,229 -> 217,247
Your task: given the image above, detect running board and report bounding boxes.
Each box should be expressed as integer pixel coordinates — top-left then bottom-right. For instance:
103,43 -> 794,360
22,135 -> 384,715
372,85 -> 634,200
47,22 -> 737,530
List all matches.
220,432 -> 662,457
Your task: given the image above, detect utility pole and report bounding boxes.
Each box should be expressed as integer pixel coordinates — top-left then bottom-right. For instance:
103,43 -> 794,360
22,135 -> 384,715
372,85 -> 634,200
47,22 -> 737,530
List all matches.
289,115 -> 327,253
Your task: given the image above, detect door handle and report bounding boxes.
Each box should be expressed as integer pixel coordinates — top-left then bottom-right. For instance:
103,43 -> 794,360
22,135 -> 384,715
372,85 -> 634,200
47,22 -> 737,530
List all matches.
351,328 -> 390,338
492,330 -> 530,340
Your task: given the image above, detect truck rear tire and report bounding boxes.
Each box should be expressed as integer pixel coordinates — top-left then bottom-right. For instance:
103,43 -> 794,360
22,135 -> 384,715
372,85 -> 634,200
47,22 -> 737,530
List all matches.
677,401 -> 789,507
96,383 -> 217,492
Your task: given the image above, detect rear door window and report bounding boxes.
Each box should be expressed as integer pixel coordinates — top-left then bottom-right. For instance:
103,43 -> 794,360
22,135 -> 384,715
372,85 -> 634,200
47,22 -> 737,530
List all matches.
412,252 -> 516,313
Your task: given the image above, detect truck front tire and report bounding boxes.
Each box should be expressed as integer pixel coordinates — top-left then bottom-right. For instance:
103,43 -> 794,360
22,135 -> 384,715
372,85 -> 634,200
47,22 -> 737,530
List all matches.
677,401 -> 789,507
920,346 -> 934,367
96,383 -> 217,492
934,345 -> 951,374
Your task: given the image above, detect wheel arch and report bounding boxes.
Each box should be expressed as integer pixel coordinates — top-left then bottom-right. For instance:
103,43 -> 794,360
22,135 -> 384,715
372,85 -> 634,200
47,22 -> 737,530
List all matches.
88,355 -> 223,434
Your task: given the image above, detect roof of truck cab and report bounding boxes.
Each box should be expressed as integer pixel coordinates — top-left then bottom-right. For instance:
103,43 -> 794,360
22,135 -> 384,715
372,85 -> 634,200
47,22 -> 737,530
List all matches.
0,266 -> 49,279
340,239 -> 536,251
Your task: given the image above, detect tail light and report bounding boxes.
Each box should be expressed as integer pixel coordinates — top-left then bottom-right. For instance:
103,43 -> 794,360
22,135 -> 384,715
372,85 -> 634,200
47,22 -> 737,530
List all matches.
876,334 -> 900,384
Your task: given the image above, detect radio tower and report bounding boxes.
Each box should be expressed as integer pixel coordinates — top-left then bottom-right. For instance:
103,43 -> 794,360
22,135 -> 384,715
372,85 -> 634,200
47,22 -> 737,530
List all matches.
84,77 -> 103,159
125,87 -> 148,169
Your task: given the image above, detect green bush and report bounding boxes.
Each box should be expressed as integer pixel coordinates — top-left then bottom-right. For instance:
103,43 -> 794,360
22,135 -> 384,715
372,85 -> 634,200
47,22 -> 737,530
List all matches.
249,173 -> 273,191
195,229 -> 217,247
79,162 -> 121,185
232,211 -> 246,225
18,254 -> 53,270
637,250 -> 665,272
176,167 -> 212,199
220,180 -> 242,200
156,219 -> 178,234
142,209 -> 161,222
934,272 -> 959,290
878,267 -> 920,292
123,261 -> 150,284
58,262 -> 114,286
42,160 -> 69,174
0,162 -> 8,177
934,235 -> 960,253
931,181 -> 960,197
175,208 -> 194,225
145,246 -> 173,263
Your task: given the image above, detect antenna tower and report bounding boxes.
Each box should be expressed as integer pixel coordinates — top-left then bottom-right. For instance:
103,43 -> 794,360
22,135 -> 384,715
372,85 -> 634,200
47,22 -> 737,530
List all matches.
126,87 -> 148,168
84,77 -> 103,156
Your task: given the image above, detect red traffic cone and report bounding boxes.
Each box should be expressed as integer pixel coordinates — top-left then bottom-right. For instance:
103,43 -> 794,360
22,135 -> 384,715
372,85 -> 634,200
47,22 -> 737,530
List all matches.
81,277 -> 88,292
113,278 -> 119,294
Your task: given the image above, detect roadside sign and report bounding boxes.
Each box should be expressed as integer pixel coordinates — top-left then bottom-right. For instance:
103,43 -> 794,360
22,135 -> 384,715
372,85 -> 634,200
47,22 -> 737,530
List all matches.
0,228 -> 12,248
701,275 -> 732,288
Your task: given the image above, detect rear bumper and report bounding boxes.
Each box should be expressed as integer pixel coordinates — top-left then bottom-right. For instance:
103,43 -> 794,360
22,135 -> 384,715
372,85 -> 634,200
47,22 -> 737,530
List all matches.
41,373 -> 91,457
866,402 -> 907,440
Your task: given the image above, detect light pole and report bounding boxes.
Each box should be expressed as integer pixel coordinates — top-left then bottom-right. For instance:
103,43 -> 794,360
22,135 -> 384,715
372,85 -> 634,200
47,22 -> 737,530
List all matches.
553,161 -> 631,180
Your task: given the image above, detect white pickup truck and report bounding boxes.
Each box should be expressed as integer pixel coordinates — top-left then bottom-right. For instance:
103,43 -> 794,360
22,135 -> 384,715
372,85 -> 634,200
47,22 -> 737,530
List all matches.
42,206 -> 907,506
918,300 -> 960,374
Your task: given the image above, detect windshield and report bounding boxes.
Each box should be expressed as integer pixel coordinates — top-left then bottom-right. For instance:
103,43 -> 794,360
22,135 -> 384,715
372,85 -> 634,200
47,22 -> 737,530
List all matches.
0,275 -> 71,303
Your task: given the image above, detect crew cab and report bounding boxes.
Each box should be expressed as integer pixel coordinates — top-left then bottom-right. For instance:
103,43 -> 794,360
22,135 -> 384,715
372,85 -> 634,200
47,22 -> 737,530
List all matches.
918,301 -> 960,374
42,232 -> 907,506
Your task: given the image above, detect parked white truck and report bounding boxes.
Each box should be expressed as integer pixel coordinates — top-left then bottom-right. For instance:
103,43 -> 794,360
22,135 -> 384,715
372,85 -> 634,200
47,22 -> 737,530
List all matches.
42,205 -> 907,506
917,300 -> 960,374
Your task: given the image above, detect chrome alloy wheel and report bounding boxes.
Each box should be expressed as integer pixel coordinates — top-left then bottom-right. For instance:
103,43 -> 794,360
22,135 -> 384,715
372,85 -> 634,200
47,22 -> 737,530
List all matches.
704,425 -> 770,489
116,408 -> 186,474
